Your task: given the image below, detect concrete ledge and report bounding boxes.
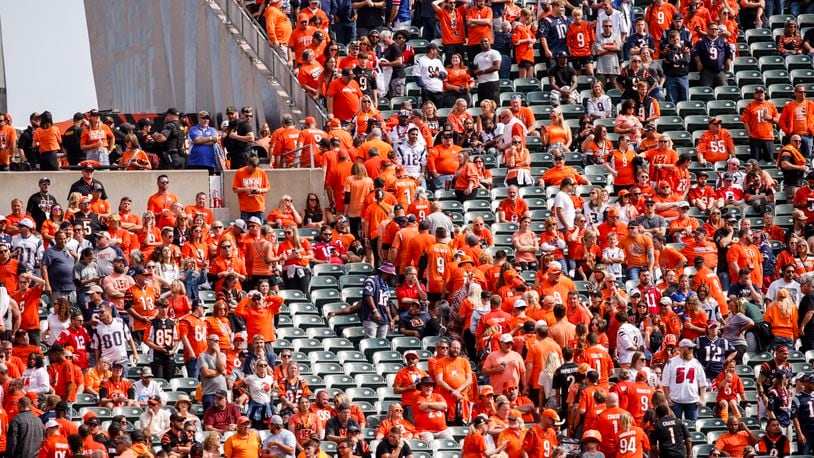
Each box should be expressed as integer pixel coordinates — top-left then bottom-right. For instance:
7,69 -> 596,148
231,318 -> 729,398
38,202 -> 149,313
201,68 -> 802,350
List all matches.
0,168 -> 325,221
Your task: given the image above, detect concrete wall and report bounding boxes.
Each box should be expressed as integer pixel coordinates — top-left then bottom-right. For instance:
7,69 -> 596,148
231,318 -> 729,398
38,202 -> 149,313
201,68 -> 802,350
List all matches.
0,168 -> 325,221
83,0 -> 282,128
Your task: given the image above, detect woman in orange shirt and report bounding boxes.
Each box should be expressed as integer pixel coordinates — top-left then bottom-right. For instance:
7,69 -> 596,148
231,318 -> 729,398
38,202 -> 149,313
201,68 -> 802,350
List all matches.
40,206 -> 65,248
512,9 -> 536,78
443,54 -> 474,109
375,402 -> 420,440
582,125 -> 614,165
32,111 -> 62,171
277,224 -> 313,292
607,135 -> 639,192
447,98 -> 473,133
453,150 -> 480,202
764,288 -> 799,347
138,211 -> 163,261
473,156 -> 493,190
343,162 -> 374,237
119,134 -> 152,170
544,109 -> 572,150
319,57 -> 339,98
683,296 -> 709,340
463,415 -> 507,458
504,136 -> 532,186
267,195 -> 303,228
713,359 -> 745,420
205,300 -> 234,352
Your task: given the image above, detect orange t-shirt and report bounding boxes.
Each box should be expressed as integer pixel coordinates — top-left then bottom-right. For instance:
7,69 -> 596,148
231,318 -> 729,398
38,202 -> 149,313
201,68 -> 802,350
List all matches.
0,126 -> 18,166
697,130 -> 735,163
289,26 -> 318,64
234,295 -> 284,343
454,163 -> 479,191
277,239 -> 312,267
714,431 -> 755,458
498,198 -> 529,223
37,434 -> 70,458
566,21 -> 594,57
522,424 -> 558,458
462,432 -> 488,458
179,313 -> 207,361
270,126 -> 301,168
577,345 -> 613,389
726,242 -> 763,287
326,78 -> 363,122
438,7 -> 466,44
362,201 -> 392,239
612,149 -> 638,186
394,367 -> 428,407
33,126 -> 62,152
625,382 -> 655,424
48,360 -> 75,402
620,234 -> 653,268
80,124 -> 115,151
741,100 -> 779,140
466,5 -> 493,44
405,232 -> 436,269
645,2 -> 677,41
344,176 -> 374,218
512,24 -> 535,63
265,5 -> 293,45
428,144 -> 462,175
147,192 -> 179,226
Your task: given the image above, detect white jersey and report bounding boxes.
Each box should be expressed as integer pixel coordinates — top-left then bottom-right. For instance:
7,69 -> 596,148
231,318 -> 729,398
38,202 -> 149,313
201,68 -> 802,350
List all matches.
416,55 -> 445,93
661,355 -> 707,403
0,287 -> 10,331
396,141 -> 427,178
11,234 -> 43,272
616,323 -> 643,365
92,317 -> 132,363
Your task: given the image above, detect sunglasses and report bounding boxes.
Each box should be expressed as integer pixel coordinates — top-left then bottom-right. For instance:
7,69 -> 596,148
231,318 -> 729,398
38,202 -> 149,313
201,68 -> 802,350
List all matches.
221,244 -> 232,249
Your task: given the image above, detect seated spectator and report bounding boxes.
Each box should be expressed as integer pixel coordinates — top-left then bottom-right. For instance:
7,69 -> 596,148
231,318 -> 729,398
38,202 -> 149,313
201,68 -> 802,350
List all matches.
375,426 -> 414,458
713,416 -> 759,458
324,402 -> 360,444
203,389 -> 241,433
161,413 -> 195,457
99,362 -> 136,408
224,416 -> 262,457
138,395 -> 171,437
412,376 -> 452,439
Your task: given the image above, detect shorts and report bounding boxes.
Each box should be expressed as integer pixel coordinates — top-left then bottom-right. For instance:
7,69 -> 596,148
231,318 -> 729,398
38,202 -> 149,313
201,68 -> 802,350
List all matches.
572,56 -> 594,70
427,292 -> 443,302
518,60 -> 534,69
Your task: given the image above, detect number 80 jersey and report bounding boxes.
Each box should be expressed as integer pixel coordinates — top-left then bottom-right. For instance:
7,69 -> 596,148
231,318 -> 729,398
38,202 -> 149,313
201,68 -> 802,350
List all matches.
92,317 -> 132,364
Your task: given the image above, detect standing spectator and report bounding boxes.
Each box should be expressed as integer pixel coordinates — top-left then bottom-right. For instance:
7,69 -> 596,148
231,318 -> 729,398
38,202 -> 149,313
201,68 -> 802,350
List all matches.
472,38 -> 501,105
465,0 -> 493,63
80,109 -> 115,166
742,87 -> 780,163
26,177 -> 58,231
40,230 -> 75,304
548,53 -> 578,107
566,9 -> 595,76
0,112 -> 19,170
199,335 -> 228,412
692,26 -> 732,88
92,303 -> 138,368
354,0 -> 384,39
595,0 -> 629,43
361,263 -> 396,338
539,1 -> 570,62
415,44 -> 445,109
232,155 -> 270,222
223,106 -> 256,170
779,85 -> 814,158
32,111 -> 62,171
594,20 -> 622,87
327,69 -> 364,124
7,397 -> 43,458
379,31 -> 406,98
662,30 -> 691,103
661,339 -> 707,420
433,0 -> 465,63
187,111 -> 219,173
152,108 -> 185,169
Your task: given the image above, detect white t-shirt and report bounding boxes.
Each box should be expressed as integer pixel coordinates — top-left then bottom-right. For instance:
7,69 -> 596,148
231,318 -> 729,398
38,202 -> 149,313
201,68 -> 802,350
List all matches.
244,374 -> 276,404
417,55 -> 445,93
263,429 -> 297,458
661,355 -> 707,404
473,49 -> 501,84
616,323 -> 643,365
46,314 -> 71,346
765,279 -> 801,303
552,190 -> 575,230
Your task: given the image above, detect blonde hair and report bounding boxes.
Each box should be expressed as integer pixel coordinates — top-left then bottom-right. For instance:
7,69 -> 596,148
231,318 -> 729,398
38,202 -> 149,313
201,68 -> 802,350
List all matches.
774,288 -> 794,318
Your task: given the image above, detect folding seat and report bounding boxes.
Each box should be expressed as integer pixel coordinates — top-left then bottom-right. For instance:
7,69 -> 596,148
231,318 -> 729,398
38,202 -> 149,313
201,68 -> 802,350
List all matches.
390,96 -> 418,109
732,56 -> 759,73
339,275 -> 366,289
745,28 -> 772,45
665,130 -> 693,147
405,82 -> 421,97
684,115 -> 711,133
713,85 -> 740,101
499,80 -> 514,94
706,100 -> 737,116
689,432 -> 707,445
764,70 -> 791,87
697,418 -> 726,433
707,431 -> 727,443
791,68 -> 814,85
292,315 -> 325,330
717,114 -> 742,129
736,70 -> 763,87
526,91 -> 550,106
293,338 -> 323,353
309,276 -> 337,292
278,289 -> 308,303
360,337 -> 391,359
688,86 -> 714,102
513,77 -> 541,93
676,101 -> 707,117
306,327 -> 336,340
344,362 -> 376,377
372,350 -> 403,364
341,287 -> 364,304
308,351 -> 338,365
169,378 -> 199,394
559,104 -> 586,120
113,406 -> 145,422
491,222 -> 517,235
78,407 -> 113,422
311,288 -> 340,308
499,92 -> 524,106
346,387 -> 376,402
277,328 -> 306,340
769,83 -> 794,99
433,189 -> 457,200
290,302 -> 318,315
337,350 -> 367,365
322,337 -> 356,352
328,315 -> 361,335
464,210 -> 495,225
462,200 -> 490,213
656,116 -> 684,133
391,336 -> 421,352
357,373 -> 386,389
271,339 -> 293,352
769,14 -> 795,29
800,13 -> 814,27
750,41 -> 778,58
658,101 -> 677,116
759,55 -> 786,72
407,39 -> 429,54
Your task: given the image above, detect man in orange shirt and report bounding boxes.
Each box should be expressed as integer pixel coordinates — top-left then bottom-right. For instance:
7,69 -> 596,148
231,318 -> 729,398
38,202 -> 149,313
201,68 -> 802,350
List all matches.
327,68 -> 363,123
539,153 -> 591,187
524,323 -> 562,405
691,256 -> 729,316
233,289 -> 284,343
288,13 -> 317,66
620,221 -> 654,279
269,114 -> 301,169
412,377 -> 450,438
425,227 -> 455,301
124,267 -> 159,343
741,86 -> 780,162
566,9 -> 595,75
427,133 -> 461,191
433,0 -> 466,63
644,0 -> 677,43
264,1 -> 292,50
727,229 -> 764,289
697,118 -> 736,165
794,172 -> 814,224
435,339 -> 474,423
38,419 -> 70,458
681,228 -> 717,269
179,302 -> 207,380
393,350 -> 428,421
521,409 -> 559,458
779,84 -> 814,158
713,416 -> 759,458
47,344 -> 75,403
297,116 -> 327,167
0,113 -> 18,170
146,175 -> 179,229
465,0 -> 493,62
497,186 -> 530,224
578,333 -> 614,390
232,155 -> 270,221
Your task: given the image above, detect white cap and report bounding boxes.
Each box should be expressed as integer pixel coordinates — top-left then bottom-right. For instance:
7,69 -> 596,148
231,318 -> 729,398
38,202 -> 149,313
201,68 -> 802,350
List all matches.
679,338 -> 697,348
248,216 -> 262,226
500,333 -> 514,343
535,320 -> 547,330
45,419 -> 59,429
18,218 -> 34,229
659,296 -> 673,306
514,299 -> 527,309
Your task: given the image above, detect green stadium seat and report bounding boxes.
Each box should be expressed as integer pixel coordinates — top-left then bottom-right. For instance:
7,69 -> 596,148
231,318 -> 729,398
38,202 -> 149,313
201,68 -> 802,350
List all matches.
769,14 -> 795,29
733,56 -> 759,74
656,116 -> 684,132
791,69 -> 814,85
769,83 -> 794,99
306,327 -> 337,340
329,315 -> 361,334
322,337 -> 356,352
391,336 -> 421,352
344,362 -> 376,376
745,28 -> 772,45
697,418 -> 726,433
759,55 -> 786,71
277,328 -> 306,340
677,101 -> 707,117
714,86 -> 741,101
290,302 -> 318,315
707,100 -> 737,116
514,77 -> 541,92
689,86 -> 714,101
293,338 -> 323,353
292,315 -> 325,329
337,350 -> 366,364
736,70 -> 764,87
750,41 -> 778,58
311,289 -> 340,308
307,351 -> 338,365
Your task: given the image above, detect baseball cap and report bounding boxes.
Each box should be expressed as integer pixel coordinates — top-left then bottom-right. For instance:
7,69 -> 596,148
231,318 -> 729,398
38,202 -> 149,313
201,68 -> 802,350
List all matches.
247,216 -> 262,226
472,414 -> 489,427
45,419 -> 60,429
542,409 -> 561,422
707,320 -> 719,328
18,219 -> 34,229
304,116 -> 316,124
404,350 -> 419,360
83,411 -> 99,424
270,415 -> 284,425
232,219 -> 247,232
514,299 -> 527,309
237,415 -> 251,425
500,333 -> 514,343
723,172 -> 735,181
659,296 -> 673,306
379,262 -> 396,275
755,86 -> 766,92
214,389 -> 228,398
165,108 -> 181,116
341,67 -> 353,77
480,385 -> 495,396
39,177 -> 50,185
709,118 -> 723,125
547,261 -> 563,273
503,380 -> 518,391
679,338 -> 697,348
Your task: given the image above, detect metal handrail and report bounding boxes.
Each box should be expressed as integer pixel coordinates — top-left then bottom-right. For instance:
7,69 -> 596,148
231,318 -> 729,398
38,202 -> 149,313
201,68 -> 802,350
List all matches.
213,0 -> 328,125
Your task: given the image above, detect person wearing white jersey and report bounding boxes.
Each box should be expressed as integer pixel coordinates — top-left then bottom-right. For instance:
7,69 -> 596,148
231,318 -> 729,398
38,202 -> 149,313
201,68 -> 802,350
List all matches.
92,303 -> 138,369
0,285 -> 20,341
396,128 -> 427,184
661,338 -> 707,421
415,44 -> 445,109
616,310 -> 644,366
11,219 -> 43,273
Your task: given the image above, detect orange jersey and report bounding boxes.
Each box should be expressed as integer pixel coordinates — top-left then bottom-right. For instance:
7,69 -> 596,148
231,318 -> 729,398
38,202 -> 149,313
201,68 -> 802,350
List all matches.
0,126 -> 17,166
48,360 -> 75,402
645,3 -> 677,41
125,284 -> 159,332
625,382 -> 655,424
428,144 -> 462,175
438,7 -> 466,44
794,185 -> 814,221
644,147 -> 678,182
616,426 -> 650,458
37,434 -> 70,458
741,100 -> 779,140
426,242 -> 455,293
465,5 -> 493,45
577,345 -> 614,389
179,313 -> 208,361
566,21 -> 594,57
265,5 -> 293,45
412,392 -> 448,432
522,424 -> 559,458
697,130 -> 735,163
611,149 -> 638,186
726,242 -> 764,287
327,78 -> 363,122
289,26 -> 318,64
512,23 -> 535,63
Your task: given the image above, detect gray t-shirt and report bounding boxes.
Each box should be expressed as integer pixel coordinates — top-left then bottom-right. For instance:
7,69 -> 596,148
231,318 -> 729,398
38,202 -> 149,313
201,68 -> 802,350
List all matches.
198,351 -> 227,395
721,312 -> 751,347
636,214 -> 668,231
263,428 -> 297,458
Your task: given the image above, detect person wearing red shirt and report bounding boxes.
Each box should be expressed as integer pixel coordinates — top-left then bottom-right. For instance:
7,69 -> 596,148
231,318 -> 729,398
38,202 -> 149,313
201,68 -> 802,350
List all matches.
716,173 -> 746,209
38,419 -> 70,458
55,311 -> 91,370
688,172 -> 720,212
793,172 -> 814,223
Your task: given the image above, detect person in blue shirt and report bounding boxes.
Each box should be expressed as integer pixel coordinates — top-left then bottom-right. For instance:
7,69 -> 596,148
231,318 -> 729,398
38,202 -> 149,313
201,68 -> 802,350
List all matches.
360,262 -> 397,338
187,111 -> 220,174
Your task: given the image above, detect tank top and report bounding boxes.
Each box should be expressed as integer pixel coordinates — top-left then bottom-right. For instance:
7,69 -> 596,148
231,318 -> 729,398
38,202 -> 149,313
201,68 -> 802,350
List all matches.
247,239 -> 274,276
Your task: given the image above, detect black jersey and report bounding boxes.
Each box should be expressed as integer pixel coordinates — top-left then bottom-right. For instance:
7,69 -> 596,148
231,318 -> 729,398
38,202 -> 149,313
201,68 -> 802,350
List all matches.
552,362 -> 579,413
354,67 -> 376,100
651,415 -> 690,458
146,317 -> 178,360
792,391 -> 814,433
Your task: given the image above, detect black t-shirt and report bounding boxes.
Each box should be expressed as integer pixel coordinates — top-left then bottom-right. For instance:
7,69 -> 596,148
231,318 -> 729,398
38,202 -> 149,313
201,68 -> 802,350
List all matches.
69,178 -> 108,201
375,439 -> 412,458
226,120 -> 254,155
384,43 -> 406,79
651,415 -> 689,458
357,4 -> 384,28
548,64 -> 576,90
355,67 -> 376,98
551,361 -> 579,410
799,292 -> 814,337
727,282 -> 751,299
136,130 -> 160,153
713,227 -> 733,273
325,417 -> 359,439
26,192 -> 59,230
62,125 -> 85,163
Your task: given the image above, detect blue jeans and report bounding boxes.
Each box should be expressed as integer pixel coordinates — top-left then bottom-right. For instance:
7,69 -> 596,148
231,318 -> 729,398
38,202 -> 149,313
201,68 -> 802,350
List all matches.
718,271 -> 731,291
790,1 -> 814,15
627,266 -> 644,282
240,211 -> 264,222
665,75 -> 689,103
185,360 -> 199,380
431,174 -> 454,191
202,394 -> 217,413
766,0 -> 784,16
672,402 -> 698,421
499,54 -> 512,80
334,21 -> 356,45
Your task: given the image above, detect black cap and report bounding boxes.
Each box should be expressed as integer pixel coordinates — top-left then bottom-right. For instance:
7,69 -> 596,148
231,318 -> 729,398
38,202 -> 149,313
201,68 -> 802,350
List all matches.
55,401 -> 69,411
418,376 -> 435,386
214,389 -> 228,398
49,343 -> 64,353
313,31 -> 324,41
130,430 -> 144,442
165,108 -> 181,116
341,67 -> 353,77
73,112 -> 86,121
89,109 -> 101,117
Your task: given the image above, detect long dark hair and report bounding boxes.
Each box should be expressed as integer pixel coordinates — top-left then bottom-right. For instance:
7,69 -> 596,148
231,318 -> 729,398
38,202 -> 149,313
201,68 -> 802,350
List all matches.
39,111 -> 54,128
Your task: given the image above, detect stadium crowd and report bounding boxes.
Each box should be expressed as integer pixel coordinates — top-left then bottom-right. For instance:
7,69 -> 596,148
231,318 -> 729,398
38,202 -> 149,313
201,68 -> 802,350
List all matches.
9,0 -> 814,457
